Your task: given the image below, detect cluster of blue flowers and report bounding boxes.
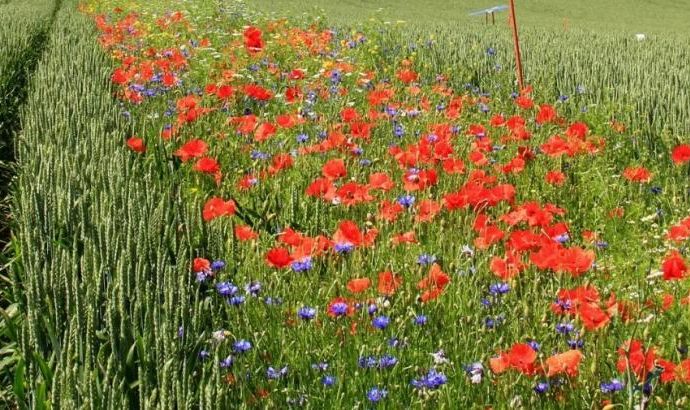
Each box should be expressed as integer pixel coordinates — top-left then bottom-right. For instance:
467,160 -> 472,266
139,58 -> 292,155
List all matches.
411,368 -> 448,390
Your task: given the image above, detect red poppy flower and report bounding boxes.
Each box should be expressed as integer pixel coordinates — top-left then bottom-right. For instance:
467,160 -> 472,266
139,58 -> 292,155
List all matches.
536,104 -> 557,124
578,302 -> 611,330
265,247 -> 292,269
545,170 -> 566,186
346,278 -> 371,294
415,199 -> 441,223
322,159 -> 347,180
194,157 -> 220,174
667,216 -> 690,242
546,350 -> 583,377
243,26 -> 264,53
391,231 -> 417,245
216,84 -> 234,99
235,225 -> 258,241
202,197 -> 236,222
367,172 -> 395,191
175,139 -> 208,162
268,153 -> 294,175
672,144 -> 690,165
515,95 -> 534,109
126,136 -> 146,153
340,107 -> 359,123
244,84 -> 273,101
662,251 -> 688,281
617,339 -> 656,381
193,257 -> 210,272
377,271 -> 402,295
378,200 -> 404,222
254,122 -> 276,142
622,166 -> 652,183
396,69 -> 418,84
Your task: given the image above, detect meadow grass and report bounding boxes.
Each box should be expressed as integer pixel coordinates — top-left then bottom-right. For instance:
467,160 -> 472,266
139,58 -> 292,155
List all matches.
252,0 -> 690,34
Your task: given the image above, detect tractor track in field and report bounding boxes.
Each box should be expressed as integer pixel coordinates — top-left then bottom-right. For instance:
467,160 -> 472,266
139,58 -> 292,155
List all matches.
0,0 -> 62,405
0,0 -> 62,254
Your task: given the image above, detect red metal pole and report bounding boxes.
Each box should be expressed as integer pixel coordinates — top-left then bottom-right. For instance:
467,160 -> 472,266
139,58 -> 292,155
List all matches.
508,0 -> 525,91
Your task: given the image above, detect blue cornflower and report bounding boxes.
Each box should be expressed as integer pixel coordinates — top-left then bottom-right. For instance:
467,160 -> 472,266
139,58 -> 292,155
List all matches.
211,259 -> 225,270
411,369 -> 447,390
556,323 -> 575,335
216,282 -> 238,297
264,296 -> 283,306
298,306 -> 317,321
397,194 -> 415,208
596,241 -> 609,250
368,303 -> 378,315
650,186 -> 662,195
489,282 -> 510,296
372,315 -> 390,330
329,70 -> 341,84
464,362 -> 484,384
388,337 -> 401,348
250,150 -> 270,161
600,379 -> 625,393
322,375 -> 336,386
558,94 -> 569,102
378,355 -> 398,369
527,340 -> 541,352
198,350 -> 210,361
486,47 -> 496,56
266,366 -> 288,380
553,233 -> 570,244
393,123 -> 405,137
554,298 -> 573,311
568,339 -> 585,349
219,356 -> 234,368
296,133 -> 309,143
177,326 -> 184,338
245,281 -> 262,297
414,315 -> 427,326
291,257 -> 313,272
334,242 -> 355,254
367,387 -> 387,403
330,301 -> 349,317
359,159 -> 372,167
485,315 -> 504,329
312,361 -> 329,371
233,340 -> 252,354
534,382 -> 550,394
229,295 -> 245,306
196,271 -> 208,283
358,356 -> 378,369
417,253 -> 437,266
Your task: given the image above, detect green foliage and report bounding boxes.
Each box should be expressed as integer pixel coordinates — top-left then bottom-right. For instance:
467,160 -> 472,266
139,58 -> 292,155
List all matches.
6,0 -> 690,408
